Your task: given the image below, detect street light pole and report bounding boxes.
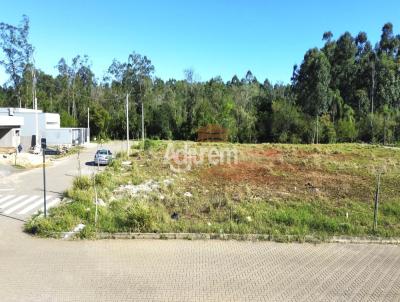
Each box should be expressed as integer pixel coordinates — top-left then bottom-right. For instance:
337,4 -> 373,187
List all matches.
126,93 -> 130,157
140,79 -> 145,148
34,96 -> 39,148
141,100 -> 145,147
32,67 -> 39,150
87,107 -> 90,143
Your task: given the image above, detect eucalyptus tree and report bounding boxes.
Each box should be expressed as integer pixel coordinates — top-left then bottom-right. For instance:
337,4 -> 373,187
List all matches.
55,55 -> 94,125
0,15 -> 33,107
293,48 -> 332,143
330,32 -> 357,106
107,52 -> 154,139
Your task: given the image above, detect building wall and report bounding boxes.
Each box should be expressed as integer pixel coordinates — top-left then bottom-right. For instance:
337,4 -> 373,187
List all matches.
0,109 -> 60,136
0,108 -> 88,150
0,128 -> 20,148
45,128 -> 72,146
45,128 -> 88,146
20,135 -> 34,150
0,109 -> 61,149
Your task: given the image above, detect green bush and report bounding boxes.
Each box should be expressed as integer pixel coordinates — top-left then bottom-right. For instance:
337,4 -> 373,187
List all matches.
24,211 -> 78,236
319,115 -> 337,143
125,201 -> 156,232
73,176 -> 92,190
136,139 -> 166,151
337,119 -> 357,142
95,171 -> 113,187
66,188 -> 94,204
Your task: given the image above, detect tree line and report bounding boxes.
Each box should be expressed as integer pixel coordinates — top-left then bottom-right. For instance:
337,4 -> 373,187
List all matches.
1,16 -> 399,144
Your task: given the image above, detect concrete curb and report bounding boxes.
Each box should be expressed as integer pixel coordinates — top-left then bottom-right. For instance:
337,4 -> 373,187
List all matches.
56,232 -> 400,244
328,236 -> 400,245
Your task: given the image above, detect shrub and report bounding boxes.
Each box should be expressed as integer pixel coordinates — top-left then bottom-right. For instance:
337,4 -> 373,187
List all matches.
95,171 -> 113,187
125,202 -> 156,232
319,115 -> 336,143
144,139 -> 156,150
337,119 -> 357,142
73,176 -> 91,190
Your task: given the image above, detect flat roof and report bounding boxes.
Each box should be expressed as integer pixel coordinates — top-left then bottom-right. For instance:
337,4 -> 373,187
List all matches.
0,107 -> 43,114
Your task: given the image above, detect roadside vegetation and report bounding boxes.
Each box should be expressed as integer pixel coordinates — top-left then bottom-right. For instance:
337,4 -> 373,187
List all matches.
51,145 -> 84,159
25,140 -> 400,241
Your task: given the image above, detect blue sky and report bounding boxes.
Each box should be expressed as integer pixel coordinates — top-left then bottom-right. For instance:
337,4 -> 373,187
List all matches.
0,0 -> 399,85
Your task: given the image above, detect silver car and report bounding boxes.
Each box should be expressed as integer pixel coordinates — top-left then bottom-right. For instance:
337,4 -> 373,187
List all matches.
94,149 -> 113,165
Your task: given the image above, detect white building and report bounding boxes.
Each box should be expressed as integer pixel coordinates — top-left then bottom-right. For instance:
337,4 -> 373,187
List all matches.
0,115 -> 24,148
0,108 -> 89,150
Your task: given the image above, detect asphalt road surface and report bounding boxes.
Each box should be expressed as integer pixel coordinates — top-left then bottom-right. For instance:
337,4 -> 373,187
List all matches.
0,141 -> 125,220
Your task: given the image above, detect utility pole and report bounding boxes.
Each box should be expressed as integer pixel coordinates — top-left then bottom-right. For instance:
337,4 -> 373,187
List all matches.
126,93 -> 130,157
33,68 -> 39,149
140,79 -> 145,147
87,107 -> 90,143
141,100 -> 145,147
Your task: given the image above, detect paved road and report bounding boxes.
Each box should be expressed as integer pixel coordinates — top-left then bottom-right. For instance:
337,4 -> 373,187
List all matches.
1,141 -> 400,301
0,218 -> 400,301
0,141 -> 125,220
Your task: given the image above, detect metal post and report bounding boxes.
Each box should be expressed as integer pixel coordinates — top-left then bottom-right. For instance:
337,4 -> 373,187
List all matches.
126,93 -> 130,157
373,173 -> 381,232
34,96 -> 39,148
33,69 -> 39,149
87,107 -> 90,143
141,100 -> 145,147
42,150 -> 47,218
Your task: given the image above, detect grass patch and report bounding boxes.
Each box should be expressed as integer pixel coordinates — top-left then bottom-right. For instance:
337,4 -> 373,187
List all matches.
25,141 -> 400,240
12,164 -> 26,169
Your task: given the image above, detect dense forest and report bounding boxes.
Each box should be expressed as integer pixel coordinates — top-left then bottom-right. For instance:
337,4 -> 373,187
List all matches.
1,16 -> 399,144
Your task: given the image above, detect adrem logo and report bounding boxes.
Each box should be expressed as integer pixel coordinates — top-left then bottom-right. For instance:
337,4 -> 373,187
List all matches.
164,125 -> 238,172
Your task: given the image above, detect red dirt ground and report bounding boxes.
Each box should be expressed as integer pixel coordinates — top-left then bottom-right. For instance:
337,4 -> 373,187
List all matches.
199,147 -> 372,202
246,148 -> 282,159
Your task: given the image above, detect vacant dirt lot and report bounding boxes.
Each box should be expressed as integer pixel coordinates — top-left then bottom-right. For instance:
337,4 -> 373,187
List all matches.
26,141 -> 400,239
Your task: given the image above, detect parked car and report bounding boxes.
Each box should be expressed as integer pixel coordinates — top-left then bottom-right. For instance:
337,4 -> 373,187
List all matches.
94,149 -> 113,165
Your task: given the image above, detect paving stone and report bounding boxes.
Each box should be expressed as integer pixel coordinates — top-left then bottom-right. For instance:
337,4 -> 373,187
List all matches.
1,219 -> 399,301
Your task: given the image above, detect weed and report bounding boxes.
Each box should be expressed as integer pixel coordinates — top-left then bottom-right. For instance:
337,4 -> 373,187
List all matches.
73,176 -> 91,190
25,141 -> 400,241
